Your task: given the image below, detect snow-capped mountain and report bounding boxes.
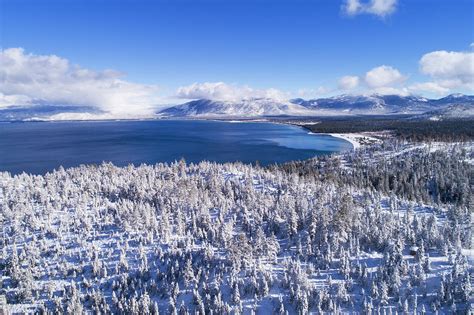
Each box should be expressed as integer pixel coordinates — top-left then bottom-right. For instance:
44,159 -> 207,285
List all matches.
290,94 -> 435,114
419,104 -> 474,120
159,94 -> 473,118
1,94 -> 472,121
0,105 -> 102,121
430,93 -> 474,106
158,98 -> 317,117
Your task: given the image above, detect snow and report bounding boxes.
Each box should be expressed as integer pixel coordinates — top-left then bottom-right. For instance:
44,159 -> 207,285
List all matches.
308,132 -> 382,149
158,94 -> 474,118
328,133 -> 363,149
158,98 -> 318,118
0,141 -> 472,314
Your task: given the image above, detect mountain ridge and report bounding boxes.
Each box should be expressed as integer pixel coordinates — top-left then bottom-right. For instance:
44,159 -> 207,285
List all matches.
158,94 -> 474,118
1,94 -> 473,121
157,98 -> 318,117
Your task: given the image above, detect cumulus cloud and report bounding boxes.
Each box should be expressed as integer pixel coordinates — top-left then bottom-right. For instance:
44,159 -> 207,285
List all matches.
0,92 -> 32,107
408,48 -> 474,95
344,0 -> 363,15
0,48 -> 161,116
297,86 -> 330,98
338,75 -> 360,90
337,65 -> 408,95
343,0 -> 397,17
369,86 -> 409,96
364,65 -> 405,88
408,82 -> 450,96
419,50 -> 474,89
176,82 -> 288,102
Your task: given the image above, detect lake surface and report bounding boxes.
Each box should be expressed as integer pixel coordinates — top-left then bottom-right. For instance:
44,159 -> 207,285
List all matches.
0,120 -> 352,174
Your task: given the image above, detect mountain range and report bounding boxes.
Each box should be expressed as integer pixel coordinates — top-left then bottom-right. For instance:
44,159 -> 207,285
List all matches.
1,94 -> 473,121
416,104 -> 474,120
0,105 -> 103,121
158,94 -> 474,118
157,98 -> 316,117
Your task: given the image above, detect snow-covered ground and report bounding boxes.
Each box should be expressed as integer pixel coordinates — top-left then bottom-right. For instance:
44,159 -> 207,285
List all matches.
306,131 -> 382,149
0,141 -> 472,314
327,133 -> 382,149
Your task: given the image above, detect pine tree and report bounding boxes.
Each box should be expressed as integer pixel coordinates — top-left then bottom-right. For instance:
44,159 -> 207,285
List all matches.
276,295 -> 285,315
380,281 -> 389,305
168,297 -> 177,315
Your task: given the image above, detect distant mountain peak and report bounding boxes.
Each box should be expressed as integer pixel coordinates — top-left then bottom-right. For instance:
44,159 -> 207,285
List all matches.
157,94 -> 474,118
420,103 -> 474,120
286,94 -> 473,116
158,98 -> 316,117
447,93 -> 465,98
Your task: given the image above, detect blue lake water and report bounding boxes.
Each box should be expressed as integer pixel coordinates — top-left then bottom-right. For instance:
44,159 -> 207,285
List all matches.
0,120 -> 352,174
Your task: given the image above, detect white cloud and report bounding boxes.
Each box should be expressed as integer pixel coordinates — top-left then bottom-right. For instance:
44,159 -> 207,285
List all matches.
407,48 -> 474,96
364,65 -> 405,88
419,50 -> 474,89
369,86 -> 409,96
297,86 -> 330,98
343,0 -> 397,17
0,92 -> 32,107
408,82 -> 450,95
0,48 -> 161,116
338,75 -> 360,90
176,82 -> 287,102
368,0 -> 397,16
344,0 -> 363,15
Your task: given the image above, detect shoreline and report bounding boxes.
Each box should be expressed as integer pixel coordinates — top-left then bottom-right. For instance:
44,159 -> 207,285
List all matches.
295,124 -> 359,149
305,131 -> 361,149
296,124 -> 383,150
318,132 -> 360,149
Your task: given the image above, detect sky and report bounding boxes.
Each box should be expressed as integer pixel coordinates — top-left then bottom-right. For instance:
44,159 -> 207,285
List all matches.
0,0 -> 473,116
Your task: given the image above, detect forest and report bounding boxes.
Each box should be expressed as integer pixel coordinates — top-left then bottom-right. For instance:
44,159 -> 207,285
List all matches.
286,117 -> 474,142
0,139 -> 472,314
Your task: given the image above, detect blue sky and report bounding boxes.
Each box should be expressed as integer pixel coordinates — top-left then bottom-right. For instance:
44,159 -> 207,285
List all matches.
0,0 -> 473,114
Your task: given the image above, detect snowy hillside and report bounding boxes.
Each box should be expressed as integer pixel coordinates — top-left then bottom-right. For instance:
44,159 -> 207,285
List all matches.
158,98 -> 316,117
422,104 -> 474,120
0,105 -> 102,121
1,140 -> 472,314
432,94 -> 474,107
158,94 -> 474,118
291,94 -> 438,115
1,94 -> 472,121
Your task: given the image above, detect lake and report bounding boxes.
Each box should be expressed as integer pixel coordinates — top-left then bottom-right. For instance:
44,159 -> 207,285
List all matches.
0,120 -> 352,174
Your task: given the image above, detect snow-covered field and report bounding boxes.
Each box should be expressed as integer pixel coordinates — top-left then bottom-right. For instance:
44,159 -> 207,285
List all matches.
0,141 -> 472,314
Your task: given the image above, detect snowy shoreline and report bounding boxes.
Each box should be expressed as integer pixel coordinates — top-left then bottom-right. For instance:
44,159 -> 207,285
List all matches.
306,131 -> 382,150
203,118 -> 368,151
306,131 -> 359,149
327,133 -> 361,149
